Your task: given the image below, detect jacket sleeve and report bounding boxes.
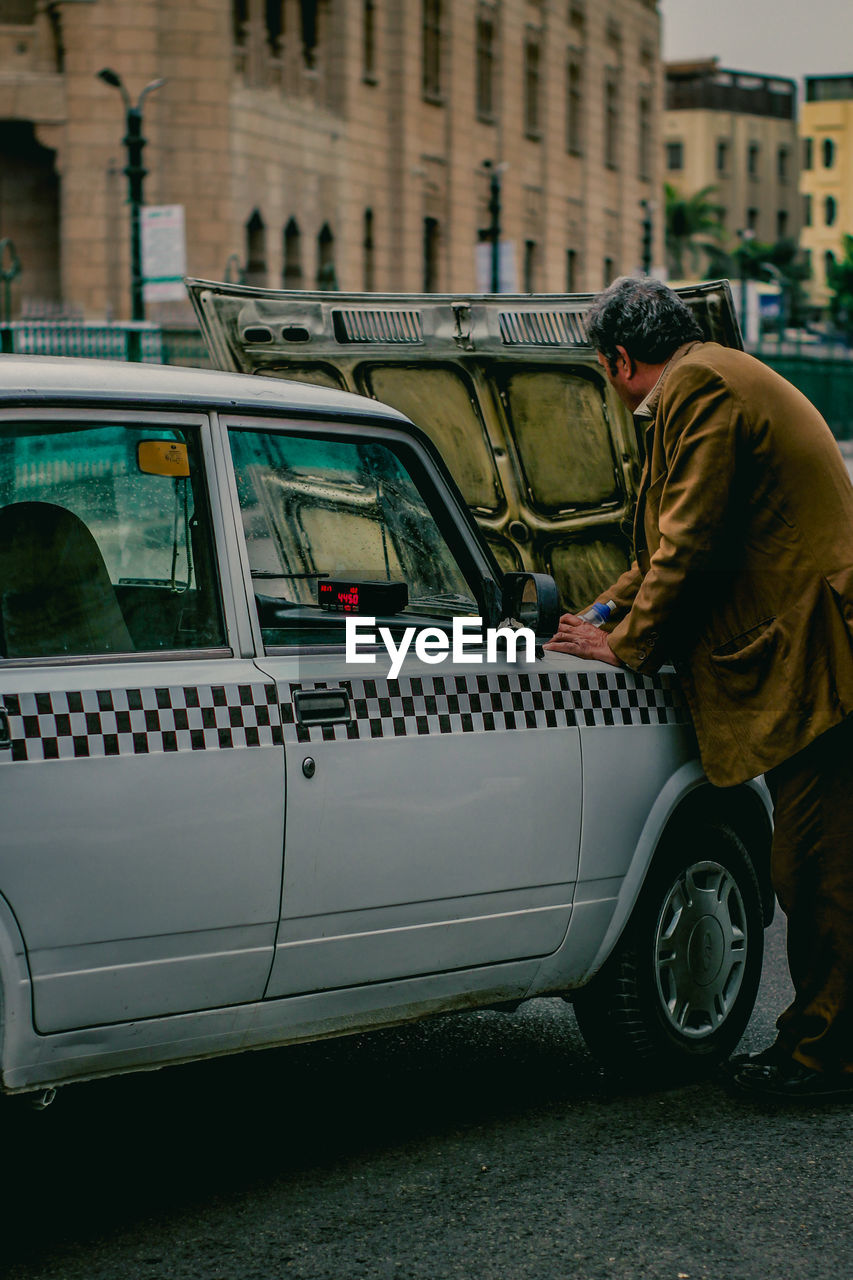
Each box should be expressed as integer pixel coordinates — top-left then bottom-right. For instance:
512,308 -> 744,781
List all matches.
607,363 -> 741,673
590,562 -> 643,625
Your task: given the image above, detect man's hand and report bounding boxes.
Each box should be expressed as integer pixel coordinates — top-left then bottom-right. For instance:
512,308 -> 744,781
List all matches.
544,613 -> 623,666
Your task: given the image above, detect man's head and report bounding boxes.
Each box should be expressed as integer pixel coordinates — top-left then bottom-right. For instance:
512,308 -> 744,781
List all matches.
586,277 -> 703,411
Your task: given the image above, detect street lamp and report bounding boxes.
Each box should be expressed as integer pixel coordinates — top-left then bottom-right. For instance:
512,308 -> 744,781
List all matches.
97,68 -> 165,325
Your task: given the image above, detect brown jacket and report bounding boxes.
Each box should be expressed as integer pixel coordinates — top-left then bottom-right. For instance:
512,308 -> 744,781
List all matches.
603,341 -> 853,786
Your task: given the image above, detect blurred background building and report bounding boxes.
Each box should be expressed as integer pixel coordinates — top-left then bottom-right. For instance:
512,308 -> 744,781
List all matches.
0,0 -> 663,321
799,74 -> 853,309
662,59 -> 801,275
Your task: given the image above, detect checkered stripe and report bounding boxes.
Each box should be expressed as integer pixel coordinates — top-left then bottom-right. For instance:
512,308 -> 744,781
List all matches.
1,683 -> 282,763
280,669 -> 688,743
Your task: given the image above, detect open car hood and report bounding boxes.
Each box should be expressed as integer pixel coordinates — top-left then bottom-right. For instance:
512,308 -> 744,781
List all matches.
186,279 -> 742,610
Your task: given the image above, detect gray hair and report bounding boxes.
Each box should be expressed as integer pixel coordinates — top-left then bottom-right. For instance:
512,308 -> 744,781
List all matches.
586,276 -> 702,370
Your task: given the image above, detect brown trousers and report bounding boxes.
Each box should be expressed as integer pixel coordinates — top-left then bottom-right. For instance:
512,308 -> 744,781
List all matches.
765,715 -> 853,1074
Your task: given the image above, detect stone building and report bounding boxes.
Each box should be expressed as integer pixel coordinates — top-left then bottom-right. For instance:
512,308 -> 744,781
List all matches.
0,0 -> 662,322
799,74 -> 853,311
663,59 -> 801,272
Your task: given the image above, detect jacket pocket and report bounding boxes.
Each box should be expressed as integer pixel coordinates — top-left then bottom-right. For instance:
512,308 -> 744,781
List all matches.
710,617 -> 777,660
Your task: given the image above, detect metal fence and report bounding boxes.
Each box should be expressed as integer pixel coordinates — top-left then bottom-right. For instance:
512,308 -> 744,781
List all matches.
749,346 -> 853,440
1,320 -> 851,439
0,322 -> 210,368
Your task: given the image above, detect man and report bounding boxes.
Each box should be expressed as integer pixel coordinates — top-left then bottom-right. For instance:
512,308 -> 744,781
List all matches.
545,276 -> 853,1100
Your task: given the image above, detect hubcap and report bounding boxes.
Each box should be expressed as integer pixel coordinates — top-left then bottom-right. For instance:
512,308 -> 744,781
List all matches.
654,860 -> 747,1039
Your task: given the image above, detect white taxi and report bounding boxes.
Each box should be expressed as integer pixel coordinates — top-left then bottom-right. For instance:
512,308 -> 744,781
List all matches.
0,348 -> 771,1104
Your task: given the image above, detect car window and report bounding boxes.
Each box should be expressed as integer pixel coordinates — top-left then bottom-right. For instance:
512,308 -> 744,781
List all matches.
228,428 -> 480,648
0,420 -> 225,658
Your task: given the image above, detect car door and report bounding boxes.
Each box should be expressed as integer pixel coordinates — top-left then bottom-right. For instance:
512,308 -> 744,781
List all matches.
0,408 -> 285,1032
218,412 -> 583,998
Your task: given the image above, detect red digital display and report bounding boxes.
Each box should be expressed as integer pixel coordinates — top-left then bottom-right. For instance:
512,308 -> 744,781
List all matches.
318,581 -> 361,612
317,579 -> 408,614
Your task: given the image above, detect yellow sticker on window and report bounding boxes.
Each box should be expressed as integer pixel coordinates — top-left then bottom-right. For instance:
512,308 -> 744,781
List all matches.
137,440 -> 190,477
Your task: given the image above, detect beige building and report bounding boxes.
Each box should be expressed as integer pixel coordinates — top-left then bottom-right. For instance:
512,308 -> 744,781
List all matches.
663,59 -> 800,270
799,74 -> 853,310
0,0 -> 663,322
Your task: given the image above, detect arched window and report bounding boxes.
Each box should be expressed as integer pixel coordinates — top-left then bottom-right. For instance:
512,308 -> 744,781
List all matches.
245,210 -> 267,286
822,137 -> 836,169
825,195 -> 837,227
283,218 -> 303,288
232,0 -> 248,45
824,250 -> 836,285
265,0 -> 284,53
317,223 -> 338,290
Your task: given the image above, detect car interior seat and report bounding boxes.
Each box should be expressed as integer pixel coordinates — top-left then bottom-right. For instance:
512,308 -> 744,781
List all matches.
0,501 -> 134,658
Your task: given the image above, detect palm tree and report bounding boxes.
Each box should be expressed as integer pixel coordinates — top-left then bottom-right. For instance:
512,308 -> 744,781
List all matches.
664,184 -> 727,280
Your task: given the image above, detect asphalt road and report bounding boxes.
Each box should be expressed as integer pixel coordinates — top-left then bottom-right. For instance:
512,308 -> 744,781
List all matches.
3,913 -> 852,1280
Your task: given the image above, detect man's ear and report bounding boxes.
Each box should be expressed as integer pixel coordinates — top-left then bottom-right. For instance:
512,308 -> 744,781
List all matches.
615,345 -> 637,379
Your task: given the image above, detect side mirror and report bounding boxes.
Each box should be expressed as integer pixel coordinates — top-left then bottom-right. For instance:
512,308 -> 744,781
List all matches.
501,572 -> 561,639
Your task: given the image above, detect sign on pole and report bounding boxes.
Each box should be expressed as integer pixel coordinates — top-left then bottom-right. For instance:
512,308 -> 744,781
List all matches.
475,240 -> 518,293
142,205 -> 187,302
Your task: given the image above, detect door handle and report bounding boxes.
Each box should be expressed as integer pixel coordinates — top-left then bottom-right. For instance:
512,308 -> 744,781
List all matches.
0,708 -> 11,751
293,688 -> 352,727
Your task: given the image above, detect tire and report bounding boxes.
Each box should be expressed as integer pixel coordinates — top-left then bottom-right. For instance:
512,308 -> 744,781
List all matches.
572,820 -> 765,1083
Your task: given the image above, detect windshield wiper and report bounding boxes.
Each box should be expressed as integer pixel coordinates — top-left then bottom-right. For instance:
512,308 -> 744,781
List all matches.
250,570 -> 329,579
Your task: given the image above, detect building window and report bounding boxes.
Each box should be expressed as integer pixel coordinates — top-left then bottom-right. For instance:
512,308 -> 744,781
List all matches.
566,51 -> 583,155
233,0 -> 248,45
317,223 -> 338,289
803,137 -> 813,170
423,216 -> 439,292
363,0 -> 377,81
566,248 -> 577,291
604,77 -> 619,169
824,250 -> 836,285
638,94 -> 651,181
825,195 -> 837,227
716,140 -> 729,174
603,256 -> 615,287
476,7 -> 496,121
803,193 -> 813,227
747,207 -> 759,233
747,143 -> 760,178
245,210 -> 267,286
422,0 -> 442,101
776,210 -> 789,239
666,140 -> 683,172
777,146 -> 789,182
524,30 -> 542,139
363,208 -> 375,290
265,0 -> 284,54
524,239 -> 539,292
283,218 -> 303,288
822,137 -> 836,168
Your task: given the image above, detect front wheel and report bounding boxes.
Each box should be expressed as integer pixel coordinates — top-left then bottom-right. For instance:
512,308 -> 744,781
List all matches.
572,821 -> 765,1082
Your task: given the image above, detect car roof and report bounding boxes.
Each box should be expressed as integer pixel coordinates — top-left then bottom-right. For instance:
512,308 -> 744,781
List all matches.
0,354 -> 410,425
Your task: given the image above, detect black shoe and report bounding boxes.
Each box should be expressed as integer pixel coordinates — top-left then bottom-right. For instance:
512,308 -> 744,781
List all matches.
731,1057 -> 853,1101
727,1040 -> 787,1070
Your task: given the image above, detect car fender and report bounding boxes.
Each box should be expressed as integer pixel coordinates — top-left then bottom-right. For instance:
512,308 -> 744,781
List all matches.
529,758 -> 771,994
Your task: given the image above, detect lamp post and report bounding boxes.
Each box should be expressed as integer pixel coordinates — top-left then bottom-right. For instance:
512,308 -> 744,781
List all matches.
97,68 -> 165,328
